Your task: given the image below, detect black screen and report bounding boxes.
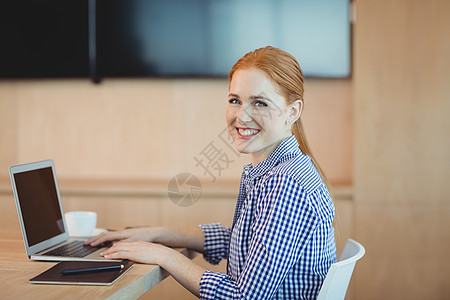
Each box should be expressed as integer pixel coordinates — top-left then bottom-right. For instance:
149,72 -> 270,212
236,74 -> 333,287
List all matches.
96,0 -> 210,77
0,0 -> 350,79
96,0 -> 351,78
14,167 -> 65,247
0,0 -> 89,78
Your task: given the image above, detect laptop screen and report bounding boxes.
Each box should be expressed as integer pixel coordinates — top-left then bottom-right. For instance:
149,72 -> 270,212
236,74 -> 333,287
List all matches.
13,167 -> 65,246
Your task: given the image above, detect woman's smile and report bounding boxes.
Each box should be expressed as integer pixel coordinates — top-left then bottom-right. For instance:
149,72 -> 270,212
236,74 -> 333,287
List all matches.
236,127 -> 260,139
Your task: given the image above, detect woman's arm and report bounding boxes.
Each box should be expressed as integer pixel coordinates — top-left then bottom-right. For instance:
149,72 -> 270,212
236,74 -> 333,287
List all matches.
84,226 -> 205,253
95,224 -> 234,297
151,226 -> 205,252
100,240 -> 206,297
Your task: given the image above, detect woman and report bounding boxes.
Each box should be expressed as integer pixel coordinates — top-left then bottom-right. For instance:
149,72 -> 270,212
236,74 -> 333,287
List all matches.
85,46 -> 336,299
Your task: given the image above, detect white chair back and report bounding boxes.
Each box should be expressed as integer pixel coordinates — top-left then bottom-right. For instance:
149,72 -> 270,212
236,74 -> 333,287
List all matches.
316,239 -> 365,300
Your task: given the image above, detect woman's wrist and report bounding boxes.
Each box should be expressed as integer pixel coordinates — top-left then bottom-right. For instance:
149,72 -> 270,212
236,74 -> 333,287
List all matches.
147,227 -> 204,253
157,246 -> 180,268
146,226 -> 167,243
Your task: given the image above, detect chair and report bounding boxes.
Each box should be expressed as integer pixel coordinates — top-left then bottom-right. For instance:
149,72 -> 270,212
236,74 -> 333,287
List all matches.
317,239 -> 365,300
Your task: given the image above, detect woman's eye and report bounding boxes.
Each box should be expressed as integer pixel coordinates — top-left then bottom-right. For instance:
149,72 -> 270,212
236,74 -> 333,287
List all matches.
254,100 -> 268,107
228,98 -> 240,104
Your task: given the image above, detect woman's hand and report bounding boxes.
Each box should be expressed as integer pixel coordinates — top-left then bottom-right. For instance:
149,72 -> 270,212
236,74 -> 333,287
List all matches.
94,229 -> 207,297
83,227 -> 154,247
100,240 -> 206,297
99,240 -> 171,265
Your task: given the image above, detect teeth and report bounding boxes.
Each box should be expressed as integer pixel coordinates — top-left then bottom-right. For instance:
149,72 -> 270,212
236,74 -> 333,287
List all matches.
239,128 -> 259,136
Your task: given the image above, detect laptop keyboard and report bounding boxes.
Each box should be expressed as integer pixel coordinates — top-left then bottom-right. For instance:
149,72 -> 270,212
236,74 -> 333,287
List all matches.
43,240 -> 111,258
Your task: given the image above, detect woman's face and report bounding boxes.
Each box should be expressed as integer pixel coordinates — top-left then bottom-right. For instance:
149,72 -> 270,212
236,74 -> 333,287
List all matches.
226,67 -> 294,165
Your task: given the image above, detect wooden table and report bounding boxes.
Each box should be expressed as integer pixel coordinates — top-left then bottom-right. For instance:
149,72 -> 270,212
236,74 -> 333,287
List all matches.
0,228 -> 197,300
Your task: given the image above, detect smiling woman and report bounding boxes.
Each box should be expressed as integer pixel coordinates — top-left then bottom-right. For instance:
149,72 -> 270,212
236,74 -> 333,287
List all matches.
226,67 -> 300,166
228,46 -> 328,185
85,46 -> 337,300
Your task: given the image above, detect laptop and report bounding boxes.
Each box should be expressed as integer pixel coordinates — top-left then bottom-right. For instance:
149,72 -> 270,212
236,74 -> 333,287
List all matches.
9,159 -> 115,261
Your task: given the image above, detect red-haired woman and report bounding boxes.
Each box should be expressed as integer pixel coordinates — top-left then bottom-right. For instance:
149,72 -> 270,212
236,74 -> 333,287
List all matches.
86,46 -> 337,299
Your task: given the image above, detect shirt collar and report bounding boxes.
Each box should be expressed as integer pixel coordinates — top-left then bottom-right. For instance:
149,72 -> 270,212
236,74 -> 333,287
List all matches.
243,135 -> 301,178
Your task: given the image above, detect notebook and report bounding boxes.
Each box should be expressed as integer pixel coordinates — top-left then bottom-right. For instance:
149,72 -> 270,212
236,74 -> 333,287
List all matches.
29,260 -> 134,285
9,159 -> 115,261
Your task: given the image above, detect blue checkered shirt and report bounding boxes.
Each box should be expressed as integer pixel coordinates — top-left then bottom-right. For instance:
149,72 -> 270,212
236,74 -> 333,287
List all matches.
198,135 -> 336,299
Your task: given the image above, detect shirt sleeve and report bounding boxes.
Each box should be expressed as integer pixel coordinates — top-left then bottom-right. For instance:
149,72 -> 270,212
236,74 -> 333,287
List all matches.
199,174 -> 319,299
198,223 -> 231,265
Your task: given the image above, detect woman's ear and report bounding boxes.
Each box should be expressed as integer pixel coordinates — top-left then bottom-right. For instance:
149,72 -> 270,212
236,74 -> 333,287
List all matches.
288,100 -> 303,123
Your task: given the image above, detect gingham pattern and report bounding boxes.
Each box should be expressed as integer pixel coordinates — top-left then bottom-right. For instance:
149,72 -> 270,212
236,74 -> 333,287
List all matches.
199,135 -> 336,299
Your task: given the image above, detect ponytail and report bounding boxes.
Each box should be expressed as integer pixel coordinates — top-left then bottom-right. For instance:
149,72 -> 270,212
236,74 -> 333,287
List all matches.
292,119 -> 329,187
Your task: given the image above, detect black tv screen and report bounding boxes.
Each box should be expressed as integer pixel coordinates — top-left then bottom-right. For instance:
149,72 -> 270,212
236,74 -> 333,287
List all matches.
96,0 -> 351,78
0,0 -> 89,78
0,0 -> 350,80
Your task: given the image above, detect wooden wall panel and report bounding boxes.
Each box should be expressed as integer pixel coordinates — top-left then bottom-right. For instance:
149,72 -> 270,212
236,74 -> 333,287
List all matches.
0,77 -> 351,185
0,194 -> 19,230
355,203 -> 450,299
354,0 -> 450,299
61,196 -> 236,230
0,82 -> 17,168
354,0 -> 450,204
303,79 -> 353,186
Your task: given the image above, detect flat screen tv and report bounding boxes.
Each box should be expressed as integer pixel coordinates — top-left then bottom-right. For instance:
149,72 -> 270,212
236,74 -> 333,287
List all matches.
0,0 -> 351,80
96,0 -> 351,78
0,0 -> 89,78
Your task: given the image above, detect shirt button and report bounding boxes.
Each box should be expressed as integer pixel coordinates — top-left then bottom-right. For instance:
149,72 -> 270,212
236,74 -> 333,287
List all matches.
245,170 -> 249,175
246,184 -> 250,189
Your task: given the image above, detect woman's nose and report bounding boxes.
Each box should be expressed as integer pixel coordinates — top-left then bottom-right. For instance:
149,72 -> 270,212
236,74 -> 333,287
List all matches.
237,105 -> 252,123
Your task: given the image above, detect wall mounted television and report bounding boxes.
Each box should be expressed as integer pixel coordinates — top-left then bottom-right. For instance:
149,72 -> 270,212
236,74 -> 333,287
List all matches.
0,0 -> 89,78
0,0 -> 351,82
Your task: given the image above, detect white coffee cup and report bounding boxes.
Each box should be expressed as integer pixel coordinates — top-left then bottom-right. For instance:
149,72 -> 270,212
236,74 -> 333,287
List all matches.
65,211 -> 97,237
